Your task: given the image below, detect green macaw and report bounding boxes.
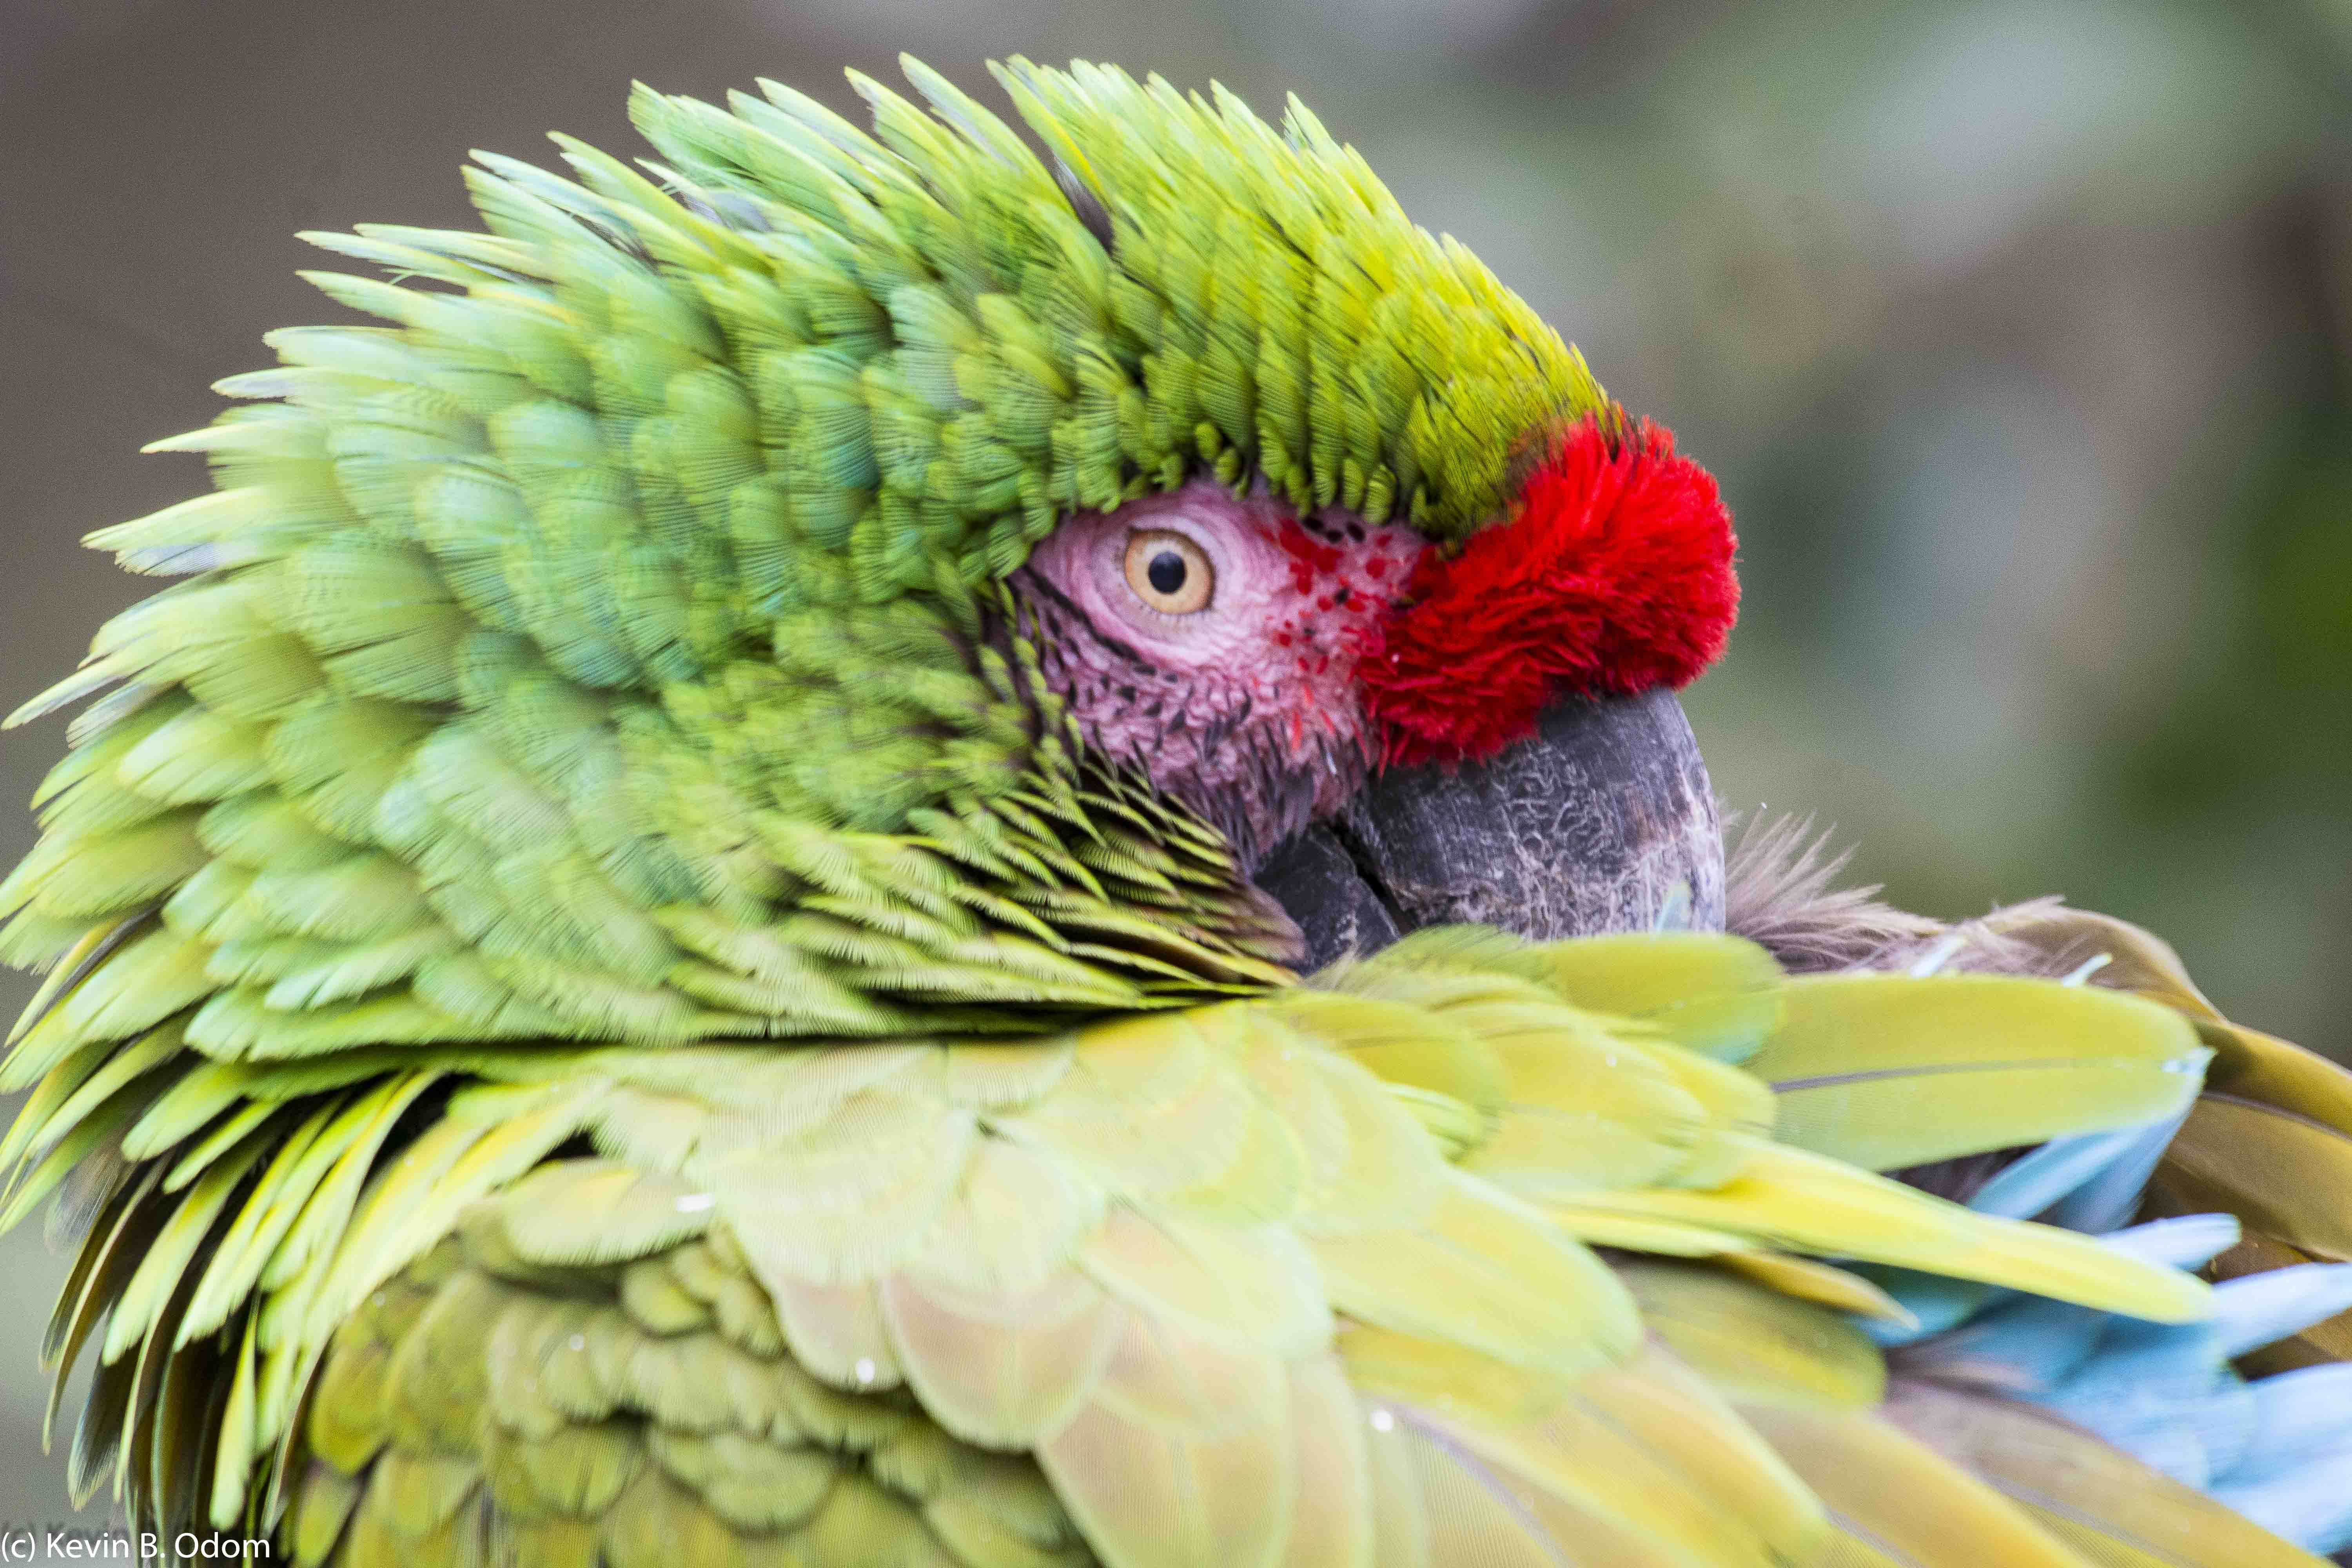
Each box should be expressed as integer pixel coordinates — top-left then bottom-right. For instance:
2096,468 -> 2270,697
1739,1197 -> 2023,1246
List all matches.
5,56 -> 2352,1568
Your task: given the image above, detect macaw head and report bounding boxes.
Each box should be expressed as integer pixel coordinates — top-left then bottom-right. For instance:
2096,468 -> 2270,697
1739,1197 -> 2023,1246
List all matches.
1019,403 -> 1736,965
895,60 -> 1742,962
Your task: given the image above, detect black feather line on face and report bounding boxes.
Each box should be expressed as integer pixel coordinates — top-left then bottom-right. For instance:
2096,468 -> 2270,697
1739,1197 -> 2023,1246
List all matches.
1015,565 -> 1156,672
1198,694 -> 1251,756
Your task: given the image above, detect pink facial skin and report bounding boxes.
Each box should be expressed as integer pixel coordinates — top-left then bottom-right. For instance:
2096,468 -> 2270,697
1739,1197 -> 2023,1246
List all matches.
1015,478 -> 1426,864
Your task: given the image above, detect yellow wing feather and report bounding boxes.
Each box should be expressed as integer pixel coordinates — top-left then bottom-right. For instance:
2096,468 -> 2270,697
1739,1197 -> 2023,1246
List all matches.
10,916 -> 2282,1565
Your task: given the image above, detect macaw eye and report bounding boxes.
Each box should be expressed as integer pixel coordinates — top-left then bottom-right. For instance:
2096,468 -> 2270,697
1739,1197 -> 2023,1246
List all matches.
1122,529 -> 1214,614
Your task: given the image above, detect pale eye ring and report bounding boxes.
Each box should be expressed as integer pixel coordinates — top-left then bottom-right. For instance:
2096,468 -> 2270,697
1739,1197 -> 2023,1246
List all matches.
1122,529 -> 1215,614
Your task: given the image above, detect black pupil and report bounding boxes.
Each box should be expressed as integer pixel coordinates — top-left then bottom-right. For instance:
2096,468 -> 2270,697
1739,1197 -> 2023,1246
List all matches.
1146,550 -> 1189,596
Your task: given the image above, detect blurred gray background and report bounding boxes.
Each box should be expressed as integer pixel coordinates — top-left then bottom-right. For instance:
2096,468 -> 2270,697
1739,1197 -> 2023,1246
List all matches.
2,0 -> 2348,1529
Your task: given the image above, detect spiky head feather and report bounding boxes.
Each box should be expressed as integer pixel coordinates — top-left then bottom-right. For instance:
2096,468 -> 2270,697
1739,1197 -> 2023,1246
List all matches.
624,56 -> 1608,557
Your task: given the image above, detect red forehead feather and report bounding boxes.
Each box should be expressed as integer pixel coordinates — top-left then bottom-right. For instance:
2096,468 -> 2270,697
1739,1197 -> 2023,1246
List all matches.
1361,414 -> 1739,767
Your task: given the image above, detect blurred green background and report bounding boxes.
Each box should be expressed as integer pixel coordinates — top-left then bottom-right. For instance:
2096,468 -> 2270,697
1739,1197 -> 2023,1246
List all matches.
2,0 -> 2347,1530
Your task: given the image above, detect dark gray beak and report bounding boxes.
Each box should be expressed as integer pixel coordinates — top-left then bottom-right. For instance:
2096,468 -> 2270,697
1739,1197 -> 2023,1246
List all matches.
1255,688 -> 1724,971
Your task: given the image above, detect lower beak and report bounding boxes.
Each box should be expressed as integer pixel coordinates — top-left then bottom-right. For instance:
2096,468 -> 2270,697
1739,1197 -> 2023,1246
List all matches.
1256,688 -> 1724,970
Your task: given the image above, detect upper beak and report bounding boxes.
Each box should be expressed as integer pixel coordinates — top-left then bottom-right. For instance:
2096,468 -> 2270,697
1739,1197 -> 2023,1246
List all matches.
1255,688 -> 1724,970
